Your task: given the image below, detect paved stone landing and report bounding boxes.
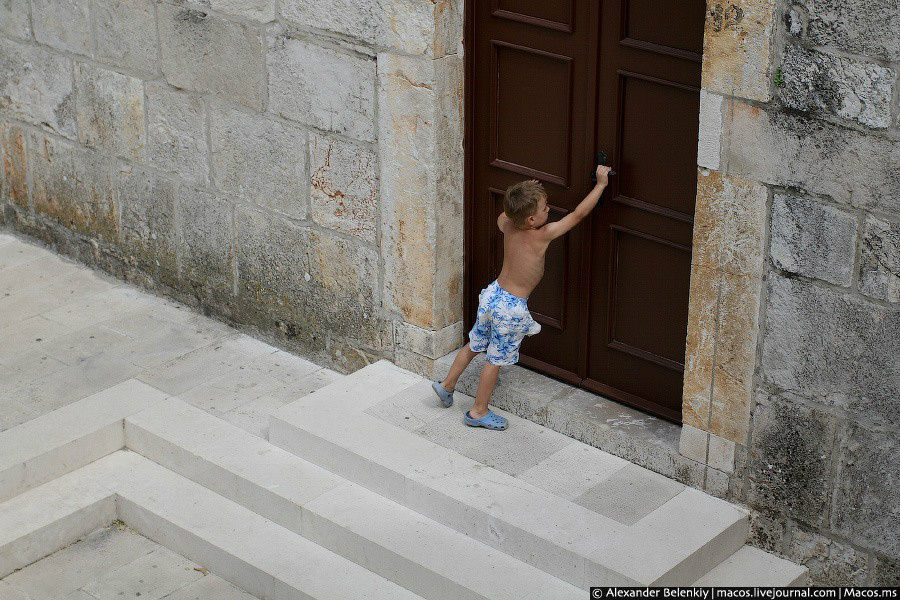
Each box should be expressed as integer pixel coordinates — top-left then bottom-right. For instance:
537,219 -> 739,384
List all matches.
0,524 -> 258,600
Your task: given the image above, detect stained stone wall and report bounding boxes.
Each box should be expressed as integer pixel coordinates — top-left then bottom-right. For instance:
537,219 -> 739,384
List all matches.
0,0 -> 465,375
682,0 -> 899,585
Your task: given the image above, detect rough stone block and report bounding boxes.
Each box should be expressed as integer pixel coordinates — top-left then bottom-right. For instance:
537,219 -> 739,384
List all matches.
761,275 -> 900,421
210,105 -> 308,220
873,555 -> 900,586
93,0 -> 160,75
433,0 -> 463,58
701,0 -> 776,102
176,190 -> 233,289
788,528 -> 868,586
268,34 -> 376,142
280,0 -> 434,55
832,423 -> 900,556
209,0 -> 275,22
309,132 -> 377,243
799,0 -> 900,61
858,214 -> 900,303
678,424 -> 709,465
1,123 -> 28,211
394,320 -> 463,360
114,163 -> 178,279
28,132 -> 117,244
379,53 -> 437,327
778,44 -> 894,129
158,1 -> 265,110
725,102 -> 900,214
681,263 -> 718,430
747,509 -> 786,554
31,0 -> 92,55
747,394 -> 837,527
707,434 -> 735,473
693,169 -> 767,277
0,38 -> 76,139
145,82 -> 208,185
769,193 -> 857,286
307,227 -> 380,319
698,90 -> 724,170
709,272 -> 760,444
0,0 -> 31,39
75,63 -> 145,161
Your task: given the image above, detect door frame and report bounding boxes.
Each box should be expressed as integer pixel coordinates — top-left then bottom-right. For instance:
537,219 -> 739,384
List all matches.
461,0 -> 776,472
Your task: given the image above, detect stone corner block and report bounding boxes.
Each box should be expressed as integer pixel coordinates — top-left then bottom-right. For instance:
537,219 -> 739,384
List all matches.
678,423 -> 710,464
701,0 -> 776,102
707,433 -> 736,473
394,320 -> 464,360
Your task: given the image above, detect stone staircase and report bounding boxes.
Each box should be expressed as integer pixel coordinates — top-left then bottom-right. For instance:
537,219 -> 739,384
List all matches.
1,361 -> 806,599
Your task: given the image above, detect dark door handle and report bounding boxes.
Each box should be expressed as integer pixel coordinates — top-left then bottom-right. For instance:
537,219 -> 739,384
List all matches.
591,151 -> 617,185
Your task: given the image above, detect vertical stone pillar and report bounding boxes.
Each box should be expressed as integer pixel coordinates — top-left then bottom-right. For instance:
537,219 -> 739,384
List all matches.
378,0 -> 465,376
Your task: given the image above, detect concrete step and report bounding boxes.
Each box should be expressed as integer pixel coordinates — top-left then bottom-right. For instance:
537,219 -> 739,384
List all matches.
693,545 -> 808,586
125,397 -> 583,600
268,360 -> 750,588
1,451 -> 425,600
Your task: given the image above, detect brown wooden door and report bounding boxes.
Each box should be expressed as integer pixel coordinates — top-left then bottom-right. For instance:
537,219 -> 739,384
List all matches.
466,0 -> 705,423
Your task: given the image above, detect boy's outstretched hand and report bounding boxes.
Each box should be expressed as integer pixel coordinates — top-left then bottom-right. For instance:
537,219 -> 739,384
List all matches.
595,165 -> 611,188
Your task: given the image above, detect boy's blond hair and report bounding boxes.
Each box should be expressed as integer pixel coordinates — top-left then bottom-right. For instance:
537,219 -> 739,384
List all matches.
504,180 -> 545,229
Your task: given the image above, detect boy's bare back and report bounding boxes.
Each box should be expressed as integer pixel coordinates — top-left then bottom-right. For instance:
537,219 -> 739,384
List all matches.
496,166 -> 611,299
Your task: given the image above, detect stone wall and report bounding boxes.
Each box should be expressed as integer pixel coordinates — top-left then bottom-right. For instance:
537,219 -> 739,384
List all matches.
682,0 -> 899,585
0,0 -> 466,374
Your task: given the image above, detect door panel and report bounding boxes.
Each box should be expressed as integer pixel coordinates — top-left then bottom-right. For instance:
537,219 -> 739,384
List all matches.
468,0 -> 704,422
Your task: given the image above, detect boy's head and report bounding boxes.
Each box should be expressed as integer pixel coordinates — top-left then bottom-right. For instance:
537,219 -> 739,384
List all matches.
504,179 -> 548,229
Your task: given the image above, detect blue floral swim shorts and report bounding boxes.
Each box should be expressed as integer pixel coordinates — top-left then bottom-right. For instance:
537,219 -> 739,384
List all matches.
468,280 -> 541,366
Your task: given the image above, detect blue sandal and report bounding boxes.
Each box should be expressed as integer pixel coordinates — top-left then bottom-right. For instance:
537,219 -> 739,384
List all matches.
432,381 -> 454,407
464,410 -> 508,430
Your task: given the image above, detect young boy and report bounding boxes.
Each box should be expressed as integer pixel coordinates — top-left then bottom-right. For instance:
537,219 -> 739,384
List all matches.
432,164 -> 612,430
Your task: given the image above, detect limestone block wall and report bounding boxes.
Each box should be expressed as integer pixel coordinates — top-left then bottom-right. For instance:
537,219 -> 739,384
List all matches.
0,0 -> 465,374
682,0 -> 899,585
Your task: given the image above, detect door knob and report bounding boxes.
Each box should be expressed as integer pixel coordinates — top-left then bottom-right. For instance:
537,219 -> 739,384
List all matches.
591,151 -> 617,185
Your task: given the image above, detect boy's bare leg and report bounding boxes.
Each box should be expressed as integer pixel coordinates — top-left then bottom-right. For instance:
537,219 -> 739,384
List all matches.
469,362 -> 501,419
440,343 -> 479,392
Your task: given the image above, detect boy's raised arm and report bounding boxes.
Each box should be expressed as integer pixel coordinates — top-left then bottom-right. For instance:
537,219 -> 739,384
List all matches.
541,165 -> 611,242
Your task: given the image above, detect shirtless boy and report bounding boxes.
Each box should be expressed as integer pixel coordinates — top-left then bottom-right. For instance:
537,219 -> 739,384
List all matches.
432,164 -> 612,430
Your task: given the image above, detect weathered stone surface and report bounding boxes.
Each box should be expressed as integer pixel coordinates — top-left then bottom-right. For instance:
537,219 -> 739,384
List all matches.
176,189 -> 233,288
158,1 -> 265,110
858,215 -> 900,303
433,0 -> 463,58
0,38 -> 76,139
761,275 -> 900,416
708,433 -> 736,473
0,0 -> 31,39
726,102 -> 900,214
394,320 -> 463,359
873,555 -> 900,586
75,64 -> 145,161
769,193 -> 857,286
681,263 -> 718,430
1,123 -> 28,210
280,0 -> 434,55
145,83 -> 208,185
309,132 -> 377,243
747,393 -> 837,527
778,44 -> 894,129
797,0 -> 900,61
433,52 -> 465,327
209,0 -> 275,22
210,105 -> 308,220
307,227 -> 379,309
789,528 -> 869,586
747,508 -> 786,554
31,0 -> 92,55
114,163 -> 178,278
698,90 -> 724,170
693,169 -> 767,277
268,35 -> 376,142
379,52 -> 437,327
28,132 -> 117,244
709,271 -> 761,444
701,0 -> 776,102
678,424 -> 709,464
832,423 -> 900,557
94,0 -> 160,75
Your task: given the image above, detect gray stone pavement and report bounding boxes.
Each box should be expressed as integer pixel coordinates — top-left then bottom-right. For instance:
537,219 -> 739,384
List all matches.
0,524 -> 258,600
0,231 -> 341,436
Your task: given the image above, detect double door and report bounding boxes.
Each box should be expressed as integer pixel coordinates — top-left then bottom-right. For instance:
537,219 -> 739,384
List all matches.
467,0 -> 706,422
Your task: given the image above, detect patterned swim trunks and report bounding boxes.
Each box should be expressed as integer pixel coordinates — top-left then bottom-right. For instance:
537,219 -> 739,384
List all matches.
468,279 -> 542,366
